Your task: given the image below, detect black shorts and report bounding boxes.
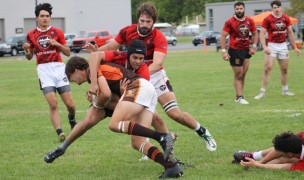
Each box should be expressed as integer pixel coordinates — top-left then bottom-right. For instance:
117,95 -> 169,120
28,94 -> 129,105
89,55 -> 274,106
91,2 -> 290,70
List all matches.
228,48 -> 251,67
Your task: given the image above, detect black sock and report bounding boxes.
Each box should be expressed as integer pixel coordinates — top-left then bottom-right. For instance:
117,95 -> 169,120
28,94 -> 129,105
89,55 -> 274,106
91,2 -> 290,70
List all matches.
56,129 -> 63,136
196,126 -> 206,136
68,114 -> 76,123
236,95 -> 243,100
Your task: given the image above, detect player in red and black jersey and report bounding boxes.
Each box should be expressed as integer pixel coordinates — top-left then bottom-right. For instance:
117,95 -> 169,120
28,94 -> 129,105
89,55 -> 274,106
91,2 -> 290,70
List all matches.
22,3 -> 77,142
221,1 -> 258,105
254,0 -> 300,100
85,1 -> 217,153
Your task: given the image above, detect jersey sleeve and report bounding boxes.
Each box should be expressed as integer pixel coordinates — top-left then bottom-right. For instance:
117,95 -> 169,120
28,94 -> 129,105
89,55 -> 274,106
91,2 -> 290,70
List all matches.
249,18 -> 257,32
57,29 -> 67,45
223,20 -> 231,33
262,16 -> 269,29
285,14 -> 291,27
115,26 -> 129,45
153,31 -> 167,54
27,32 -> 35,49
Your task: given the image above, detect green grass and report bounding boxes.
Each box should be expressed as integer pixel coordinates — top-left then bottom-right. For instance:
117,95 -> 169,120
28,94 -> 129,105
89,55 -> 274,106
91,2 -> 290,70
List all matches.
0,49 -> 304,179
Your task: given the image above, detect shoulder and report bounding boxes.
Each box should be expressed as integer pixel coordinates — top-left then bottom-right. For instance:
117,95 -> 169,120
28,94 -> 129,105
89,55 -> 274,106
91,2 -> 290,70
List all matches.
120,24 -> 136,32
50,26 -> 64,34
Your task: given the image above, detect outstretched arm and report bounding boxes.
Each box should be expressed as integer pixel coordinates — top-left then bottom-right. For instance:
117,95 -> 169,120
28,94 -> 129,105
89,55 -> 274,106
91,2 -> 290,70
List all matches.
241,157 -> 292,170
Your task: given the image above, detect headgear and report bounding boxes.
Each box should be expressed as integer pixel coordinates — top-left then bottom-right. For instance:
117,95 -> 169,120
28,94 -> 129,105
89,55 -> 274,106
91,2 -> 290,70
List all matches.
127,40 -> 146,57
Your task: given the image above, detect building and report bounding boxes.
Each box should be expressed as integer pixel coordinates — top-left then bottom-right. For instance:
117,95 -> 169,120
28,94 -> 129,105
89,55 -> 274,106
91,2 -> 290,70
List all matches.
205,0 -> 302,33
0,0 -> 131,41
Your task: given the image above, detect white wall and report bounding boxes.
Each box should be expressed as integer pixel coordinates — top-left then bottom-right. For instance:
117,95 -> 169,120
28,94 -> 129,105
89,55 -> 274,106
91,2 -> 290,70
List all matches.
0,0 -> 131,39
205,0 -> 290,32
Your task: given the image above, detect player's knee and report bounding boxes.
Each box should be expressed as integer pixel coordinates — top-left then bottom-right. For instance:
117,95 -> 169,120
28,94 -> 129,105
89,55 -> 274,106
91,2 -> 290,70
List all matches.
265,65 -> 272,72
85,117 -> 99,128
281,68 -> 288,74
48,102 -> 58,112
234,72 -> 242,80
131,140 -> 140,150
108,121 -> 119,132
167,108 -> 182,120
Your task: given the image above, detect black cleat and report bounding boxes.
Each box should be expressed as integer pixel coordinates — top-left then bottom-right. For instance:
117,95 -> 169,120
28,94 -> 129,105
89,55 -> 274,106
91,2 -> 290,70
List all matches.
44,147 -> 65,163
159,163 -> 183,179
233,151 -> 253,164
159,133 -> 175,161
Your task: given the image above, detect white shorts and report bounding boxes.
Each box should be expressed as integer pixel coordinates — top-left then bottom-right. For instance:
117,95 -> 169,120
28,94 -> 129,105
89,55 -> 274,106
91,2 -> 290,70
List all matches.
268,42 -> 289,60
150,69 -> 172,97
37,62 -> 70,89
122,78 -> 157,113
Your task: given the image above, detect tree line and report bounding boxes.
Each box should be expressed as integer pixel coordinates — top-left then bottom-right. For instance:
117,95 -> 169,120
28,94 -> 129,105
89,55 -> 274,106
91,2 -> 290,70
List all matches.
131,0 -> 304,25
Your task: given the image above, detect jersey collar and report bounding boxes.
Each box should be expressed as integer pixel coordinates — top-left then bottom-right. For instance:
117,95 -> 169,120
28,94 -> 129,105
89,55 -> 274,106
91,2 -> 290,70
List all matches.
233,15 -> 246,22
36,25 -> 51,32
272,12 -> 282,18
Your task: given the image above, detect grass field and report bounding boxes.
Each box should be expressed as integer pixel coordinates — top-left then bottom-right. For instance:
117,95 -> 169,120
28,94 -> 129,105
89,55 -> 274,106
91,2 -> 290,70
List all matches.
0,49 -> 304,179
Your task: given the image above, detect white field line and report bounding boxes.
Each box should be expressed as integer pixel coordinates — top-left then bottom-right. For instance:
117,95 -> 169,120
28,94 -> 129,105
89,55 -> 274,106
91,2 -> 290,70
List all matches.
261,109 -> 304,113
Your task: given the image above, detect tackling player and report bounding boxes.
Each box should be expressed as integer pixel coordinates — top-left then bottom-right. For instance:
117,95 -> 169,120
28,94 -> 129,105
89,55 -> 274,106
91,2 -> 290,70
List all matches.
85,1 -> 217,152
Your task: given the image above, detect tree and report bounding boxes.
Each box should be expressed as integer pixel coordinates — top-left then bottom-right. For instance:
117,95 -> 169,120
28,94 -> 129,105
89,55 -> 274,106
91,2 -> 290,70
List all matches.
285,0 -> 304,17
131,0 -> 248,24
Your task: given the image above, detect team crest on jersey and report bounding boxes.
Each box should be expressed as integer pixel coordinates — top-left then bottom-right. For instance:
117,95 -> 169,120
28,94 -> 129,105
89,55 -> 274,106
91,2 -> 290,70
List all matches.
160,85 -> 166,91
63,77 -> 68,82
38,35 -> 51,48
238,25 -> 249,37
275,21 -> 285,30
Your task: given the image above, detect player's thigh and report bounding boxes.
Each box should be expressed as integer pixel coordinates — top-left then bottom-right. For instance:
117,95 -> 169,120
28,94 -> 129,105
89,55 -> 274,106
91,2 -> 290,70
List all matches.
44,91 -> 58,107
136,109 -> 153,128
111,101 -> 144,123
264,55 -> 275,68
59,90 -> 74,107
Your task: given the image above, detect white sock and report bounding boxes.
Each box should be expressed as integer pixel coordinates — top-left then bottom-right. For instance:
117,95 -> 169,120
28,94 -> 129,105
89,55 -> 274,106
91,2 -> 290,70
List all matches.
260,88 -> 266,93
194,122 -> 201,131
252,151 -> 263,160
282,85 -> 288,91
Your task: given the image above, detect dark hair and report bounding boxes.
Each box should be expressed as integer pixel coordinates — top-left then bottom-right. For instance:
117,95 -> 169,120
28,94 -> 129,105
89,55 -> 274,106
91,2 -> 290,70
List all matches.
271,0 -> 281,7
234,1 -> 245,8
273,131 -> 302,154
137,2 -> 158,23
65,56 -> 89,80
35,3 -> 53,17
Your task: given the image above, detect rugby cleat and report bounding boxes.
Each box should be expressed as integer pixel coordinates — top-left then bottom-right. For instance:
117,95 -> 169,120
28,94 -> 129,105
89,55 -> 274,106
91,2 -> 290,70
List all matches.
200,129 -> 217,151
159,163 -> 183,179
232,151 -> 253,164
44,147 -> 65,163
